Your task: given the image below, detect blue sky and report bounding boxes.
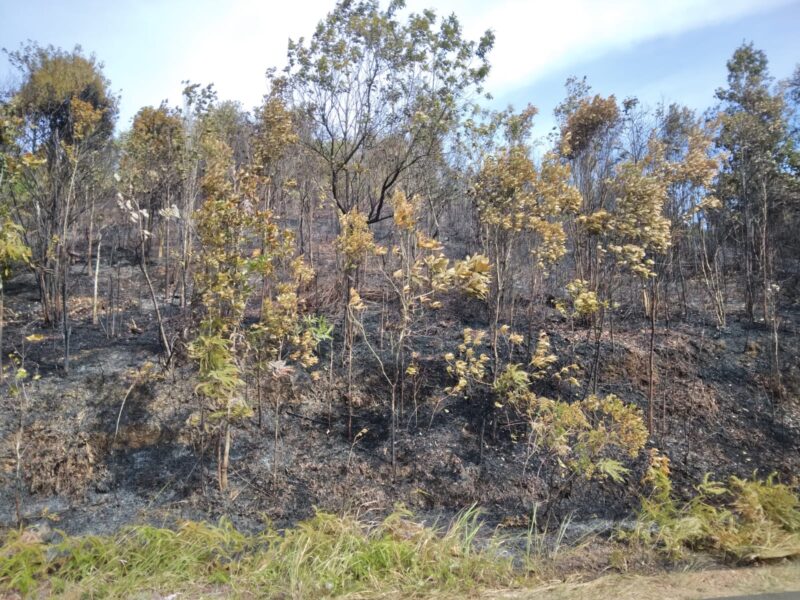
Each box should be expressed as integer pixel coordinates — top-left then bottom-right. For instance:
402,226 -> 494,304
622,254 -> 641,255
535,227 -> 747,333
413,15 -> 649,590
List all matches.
1,0 -> 798,139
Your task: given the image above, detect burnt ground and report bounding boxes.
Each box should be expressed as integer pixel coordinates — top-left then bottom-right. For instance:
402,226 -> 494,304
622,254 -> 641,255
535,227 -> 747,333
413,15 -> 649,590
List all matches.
0,256 -> 798,537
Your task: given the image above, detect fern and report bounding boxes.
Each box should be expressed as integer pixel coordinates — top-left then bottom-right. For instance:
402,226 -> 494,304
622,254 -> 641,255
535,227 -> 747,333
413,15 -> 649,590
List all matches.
634,456 -> 800,562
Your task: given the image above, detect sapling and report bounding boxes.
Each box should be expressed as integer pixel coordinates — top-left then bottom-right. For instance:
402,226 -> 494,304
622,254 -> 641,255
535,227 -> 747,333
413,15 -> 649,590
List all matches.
0,215 -> 30,382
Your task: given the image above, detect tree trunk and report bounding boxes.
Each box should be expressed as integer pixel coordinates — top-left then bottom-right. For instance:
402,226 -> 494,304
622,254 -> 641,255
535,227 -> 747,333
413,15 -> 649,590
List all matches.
61,266 -> 70,374
0,277 -> 4,383
92,233 -> 102,325
648,281 -> 658,435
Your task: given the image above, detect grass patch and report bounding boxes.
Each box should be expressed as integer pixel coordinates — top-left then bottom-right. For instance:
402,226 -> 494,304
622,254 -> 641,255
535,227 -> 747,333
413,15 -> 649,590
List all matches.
0,506 -> 525,598
4,479 -> 798,598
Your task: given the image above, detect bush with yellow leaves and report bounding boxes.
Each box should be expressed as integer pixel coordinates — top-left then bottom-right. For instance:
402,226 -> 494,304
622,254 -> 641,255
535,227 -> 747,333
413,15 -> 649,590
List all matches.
443,323 -> 647,487
556,279 -> 604,322
471,121 -> 580,372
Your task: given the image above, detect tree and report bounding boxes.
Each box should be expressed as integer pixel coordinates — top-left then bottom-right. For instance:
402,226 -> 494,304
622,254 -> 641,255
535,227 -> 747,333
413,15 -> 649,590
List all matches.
120,104 -> 185,261
655,104 -> 722,324
174,82 -> 217,309
556,82 -> 622,291
471,106 -> 580,373
3,43 -> 116,372
335,206 -> 385,439
370,189 -> 490,476
189,110 -> 316,491
189,126 -> 258,492
117,104 -> 186,359
715,43 -> 796,396
715,44 -> 792,323
284,0 -> 493,223
4,43 -> 116,319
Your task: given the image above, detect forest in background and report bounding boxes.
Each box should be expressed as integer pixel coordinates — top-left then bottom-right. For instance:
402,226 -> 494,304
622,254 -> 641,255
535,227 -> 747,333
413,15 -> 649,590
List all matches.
0,2 -> 800,595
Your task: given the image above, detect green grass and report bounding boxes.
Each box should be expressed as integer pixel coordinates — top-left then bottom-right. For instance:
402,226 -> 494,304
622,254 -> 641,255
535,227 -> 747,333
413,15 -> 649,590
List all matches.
4,477 -> 799,599
0,506 -> 524,598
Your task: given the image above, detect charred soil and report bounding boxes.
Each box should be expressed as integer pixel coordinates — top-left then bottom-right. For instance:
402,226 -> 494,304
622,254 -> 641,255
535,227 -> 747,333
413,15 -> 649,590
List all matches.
1,259 -> 798,536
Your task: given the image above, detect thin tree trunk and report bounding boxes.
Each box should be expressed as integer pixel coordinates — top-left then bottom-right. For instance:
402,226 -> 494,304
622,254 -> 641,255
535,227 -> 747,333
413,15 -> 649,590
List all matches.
92,233 -> 102,325
140,254 -> 171,360
0,277 -> 4,383
61,264 -> 70,374
256,360 -> 263,428
87,191 -> 96,279
60,161 -> 80,374
219,422 -> 231,492
273,389 -> 280,484
164,210 -> 171,303
648,281 -> 657,435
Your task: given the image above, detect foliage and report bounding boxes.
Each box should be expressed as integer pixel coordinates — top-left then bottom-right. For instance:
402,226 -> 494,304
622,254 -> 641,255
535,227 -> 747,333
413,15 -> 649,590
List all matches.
472,136 -> 580,281
388,190 -> 491,303
445,324 -> 647,483
285,0 -> 494,221
188,332 -> 246,419
119,104 -> 185,226
254,259 -> 318,369
5,42 -> 116,143
444,328 -> 490,396
560,94 -> 621,159
254,93 -> 297,171
529,330 -> 559,378
336,208 -> 385,268
607,153 -> 672,279
634,451 -> 800,561
526,394 -> 647,482
559,279 -> 604,318
0,217 -> 30,278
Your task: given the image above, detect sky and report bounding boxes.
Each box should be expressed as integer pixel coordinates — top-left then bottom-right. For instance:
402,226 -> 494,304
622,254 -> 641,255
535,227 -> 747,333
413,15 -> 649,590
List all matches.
1,0 -> 798,139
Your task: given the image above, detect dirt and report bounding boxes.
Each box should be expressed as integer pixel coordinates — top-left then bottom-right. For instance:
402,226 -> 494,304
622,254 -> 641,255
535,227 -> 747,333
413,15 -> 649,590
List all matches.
0,257 -> 798,537
483,562 -> 800,600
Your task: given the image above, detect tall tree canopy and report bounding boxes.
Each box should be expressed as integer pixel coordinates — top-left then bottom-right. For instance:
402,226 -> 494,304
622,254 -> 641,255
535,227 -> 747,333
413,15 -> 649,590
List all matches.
284,0 -> 494,223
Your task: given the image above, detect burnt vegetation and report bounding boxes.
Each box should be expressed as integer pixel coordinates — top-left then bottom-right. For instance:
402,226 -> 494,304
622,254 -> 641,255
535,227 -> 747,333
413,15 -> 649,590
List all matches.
0,1 -> 798,567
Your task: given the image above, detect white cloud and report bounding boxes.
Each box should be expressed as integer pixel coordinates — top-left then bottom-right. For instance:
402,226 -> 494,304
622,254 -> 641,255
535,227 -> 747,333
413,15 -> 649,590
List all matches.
124,0 -> 793,115
404,0 -> 793,95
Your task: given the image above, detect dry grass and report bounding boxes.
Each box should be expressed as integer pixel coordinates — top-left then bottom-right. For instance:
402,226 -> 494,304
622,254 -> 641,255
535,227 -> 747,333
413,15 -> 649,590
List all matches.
483,562 -> 800,599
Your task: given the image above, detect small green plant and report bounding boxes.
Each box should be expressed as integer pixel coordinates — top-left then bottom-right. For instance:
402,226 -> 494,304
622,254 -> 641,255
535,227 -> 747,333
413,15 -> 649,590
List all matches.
0,213 -> 30,382
303,314 -> 334,345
